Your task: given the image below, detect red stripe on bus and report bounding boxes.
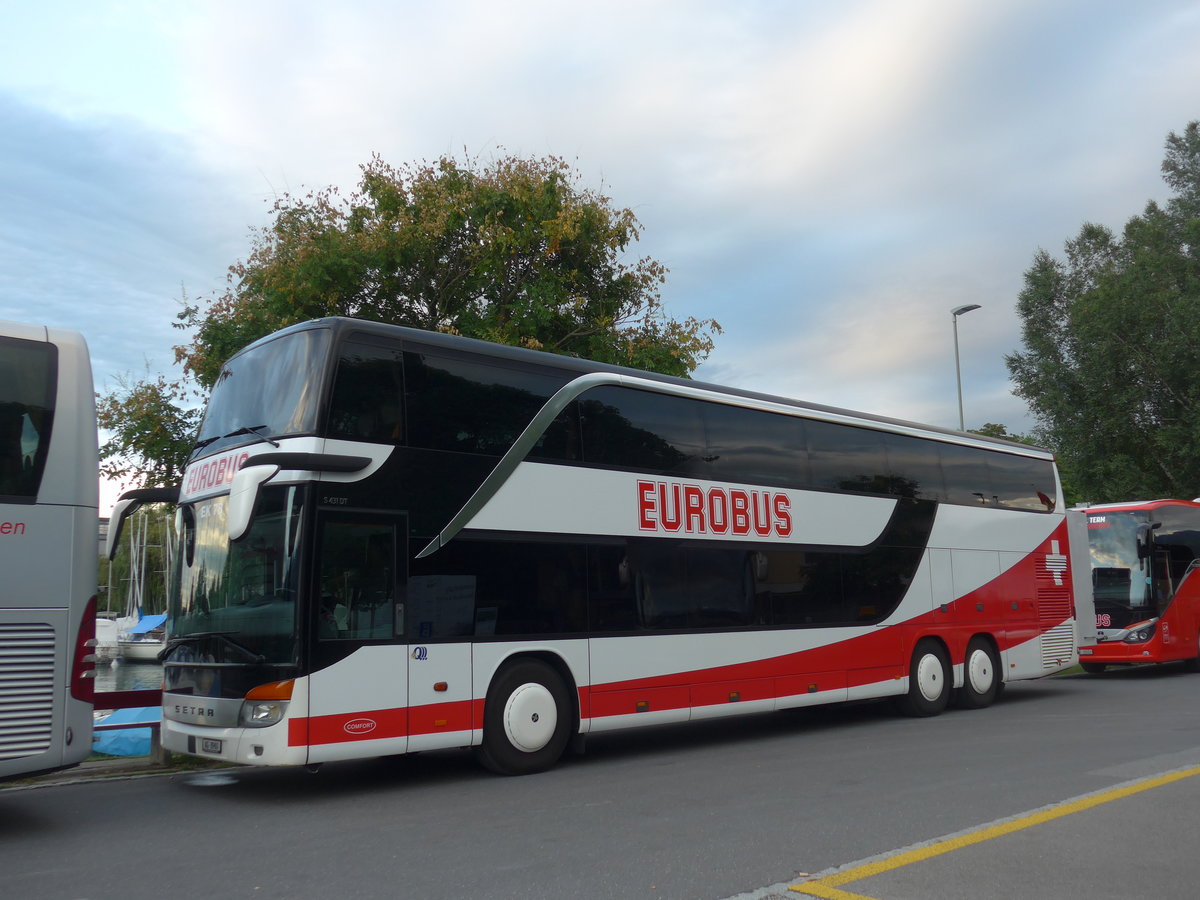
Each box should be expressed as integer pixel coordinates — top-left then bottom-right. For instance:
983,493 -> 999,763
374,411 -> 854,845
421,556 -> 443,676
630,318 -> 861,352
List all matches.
302,707 -> 408,745
408,698 -> 476,736
287,528 -> 1074,746
290,698 -> 480,746
586,526 -> 1074,697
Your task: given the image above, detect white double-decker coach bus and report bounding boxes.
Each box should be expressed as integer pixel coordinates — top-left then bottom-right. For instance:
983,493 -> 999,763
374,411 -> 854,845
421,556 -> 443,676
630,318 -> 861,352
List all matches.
114,317 -> 1087,775
0,321 -> 97,782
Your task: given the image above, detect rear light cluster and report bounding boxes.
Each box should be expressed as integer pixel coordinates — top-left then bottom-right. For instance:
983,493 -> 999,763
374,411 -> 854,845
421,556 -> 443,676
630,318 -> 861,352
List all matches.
71,596 -> 97,702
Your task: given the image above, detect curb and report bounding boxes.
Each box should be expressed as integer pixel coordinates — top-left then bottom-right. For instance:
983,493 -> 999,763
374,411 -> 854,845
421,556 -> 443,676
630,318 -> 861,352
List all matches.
2,755 -> 231,791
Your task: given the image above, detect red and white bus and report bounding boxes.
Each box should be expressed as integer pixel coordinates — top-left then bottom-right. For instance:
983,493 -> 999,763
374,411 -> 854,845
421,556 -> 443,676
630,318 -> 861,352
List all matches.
1077,499 -> 1200,673
116,318 -> 1089,775
0,321 -> 97,782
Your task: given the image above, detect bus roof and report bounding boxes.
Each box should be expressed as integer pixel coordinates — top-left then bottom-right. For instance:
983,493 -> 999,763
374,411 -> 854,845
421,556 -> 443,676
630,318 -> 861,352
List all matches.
1075,499 -> 1200,513
228,316 -> 1054,460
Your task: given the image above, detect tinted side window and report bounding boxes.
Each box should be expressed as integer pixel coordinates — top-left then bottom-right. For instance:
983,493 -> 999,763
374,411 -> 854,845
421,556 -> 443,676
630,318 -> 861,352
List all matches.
625,541 -> 755,629
328,340 -> 405,443
806,420 -> 888,494
1148,507 -> 1200,593
0,336 -> 56,499
1151,508 -> 1200,561
883,433 -> 946,500
759,550 -> 849,625
589,544 -> 639,631
941,443 -> 993,506
585,542 -> 758,632
759,499 -> 931,626
317,518 -> 398,641
404,352 -> 569,456
987,452 -> 1056,511
408,539 -> 588,637
527,401 -> 582,463
579,386 -> 706,475
703,404 -> 808,488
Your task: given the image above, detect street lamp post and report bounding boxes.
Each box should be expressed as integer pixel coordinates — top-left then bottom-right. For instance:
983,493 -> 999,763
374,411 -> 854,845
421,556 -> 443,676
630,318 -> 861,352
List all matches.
952,304 -> 981,431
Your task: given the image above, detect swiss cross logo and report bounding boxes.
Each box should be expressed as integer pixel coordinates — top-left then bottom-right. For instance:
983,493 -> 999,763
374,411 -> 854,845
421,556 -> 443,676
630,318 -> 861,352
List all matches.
1045,540 -> 1068,586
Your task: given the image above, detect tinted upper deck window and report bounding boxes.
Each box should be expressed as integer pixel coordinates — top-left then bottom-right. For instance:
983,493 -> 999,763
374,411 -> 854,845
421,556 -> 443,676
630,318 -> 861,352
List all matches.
329,340 -> 405,443
987,451 -> 1056,511
940,442 -> 994,506
806,420 -> 888,494
404,351 -> 570,456
882,432 -> 947,501
702,403 -> 807,488
578,386 -> 705,476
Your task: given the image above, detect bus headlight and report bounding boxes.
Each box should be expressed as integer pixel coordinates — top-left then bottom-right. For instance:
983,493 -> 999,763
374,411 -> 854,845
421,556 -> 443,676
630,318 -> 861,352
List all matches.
239,700 -> 288,727
1123,622 -> 1157,644
239,679 -> 295,727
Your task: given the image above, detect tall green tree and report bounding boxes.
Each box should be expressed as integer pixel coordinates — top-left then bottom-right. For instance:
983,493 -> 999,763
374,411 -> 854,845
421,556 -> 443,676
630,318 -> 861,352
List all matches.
97,373 -> 201,488
178,153 -> 719,388
100,153 -> 720,484
1006,122 -> 1200,502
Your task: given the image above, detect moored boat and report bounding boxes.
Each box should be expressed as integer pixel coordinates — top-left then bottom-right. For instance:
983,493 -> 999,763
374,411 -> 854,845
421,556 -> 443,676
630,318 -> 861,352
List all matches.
117,613 -> 166,661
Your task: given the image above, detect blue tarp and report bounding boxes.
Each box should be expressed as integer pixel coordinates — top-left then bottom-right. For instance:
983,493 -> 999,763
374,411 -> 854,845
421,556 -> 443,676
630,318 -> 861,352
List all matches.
93,706 -> 162,757
127,614 -> 167,635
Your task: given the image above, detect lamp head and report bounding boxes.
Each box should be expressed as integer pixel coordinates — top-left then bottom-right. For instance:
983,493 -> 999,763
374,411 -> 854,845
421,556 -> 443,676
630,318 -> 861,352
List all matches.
952,304 -> 982,317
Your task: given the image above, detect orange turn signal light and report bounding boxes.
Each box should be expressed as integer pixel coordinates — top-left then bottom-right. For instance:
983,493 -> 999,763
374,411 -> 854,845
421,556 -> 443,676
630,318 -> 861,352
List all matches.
245,680 -> 295,701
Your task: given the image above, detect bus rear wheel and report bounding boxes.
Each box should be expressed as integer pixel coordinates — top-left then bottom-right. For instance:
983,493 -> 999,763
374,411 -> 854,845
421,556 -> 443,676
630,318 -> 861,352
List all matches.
476,659 -> 572,776
955,637 -> 1000,709
896,639 -> 950,717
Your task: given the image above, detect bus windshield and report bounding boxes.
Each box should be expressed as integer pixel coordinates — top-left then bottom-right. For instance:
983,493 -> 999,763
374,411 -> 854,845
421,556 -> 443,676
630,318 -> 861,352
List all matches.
192,327 -> 331,456
171,485 -> 306,666
1086,511 -> 1151,610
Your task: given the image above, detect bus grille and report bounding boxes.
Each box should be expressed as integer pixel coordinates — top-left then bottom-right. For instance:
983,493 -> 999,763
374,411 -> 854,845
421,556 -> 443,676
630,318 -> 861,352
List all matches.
1036,578 -> 1072,623
0,623 -> 56,760
1039,622 -> 1076,670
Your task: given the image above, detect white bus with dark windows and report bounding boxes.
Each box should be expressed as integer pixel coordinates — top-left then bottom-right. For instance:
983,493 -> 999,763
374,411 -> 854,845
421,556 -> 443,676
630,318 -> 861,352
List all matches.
110,317 -> 1090,775
0,321 -> 97,782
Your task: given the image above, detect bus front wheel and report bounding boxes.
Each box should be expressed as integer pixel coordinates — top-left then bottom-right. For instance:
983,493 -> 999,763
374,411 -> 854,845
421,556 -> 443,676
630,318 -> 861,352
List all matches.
896,639 -> 950,717
1080,662 -> 1107,675
476,659 -> 572,776
955,637 -> 1000,709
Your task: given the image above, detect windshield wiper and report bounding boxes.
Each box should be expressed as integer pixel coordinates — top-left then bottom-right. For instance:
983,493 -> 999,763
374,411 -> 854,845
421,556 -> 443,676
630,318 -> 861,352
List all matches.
192,435 -> 221,452
221,424 -> 281,448
159,631 -> 267,664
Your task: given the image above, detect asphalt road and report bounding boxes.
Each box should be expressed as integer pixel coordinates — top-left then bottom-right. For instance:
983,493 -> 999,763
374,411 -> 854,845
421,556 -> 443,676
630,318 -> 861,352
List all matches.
3,664 -> 1198,900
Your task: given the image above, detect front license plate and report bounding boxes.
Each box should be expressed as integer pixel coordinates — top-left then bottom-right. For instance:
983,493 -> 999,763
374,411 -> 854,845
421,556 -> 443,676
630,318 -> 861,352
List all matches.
201,738 -> 223,754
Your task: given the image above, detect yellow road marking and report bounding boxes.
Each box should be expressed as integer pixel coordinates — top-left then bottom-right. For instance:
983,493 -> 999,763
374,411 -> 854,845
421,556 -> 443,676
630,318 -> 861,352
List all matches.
791,764 -> 1200,899
793,884 -> 880,900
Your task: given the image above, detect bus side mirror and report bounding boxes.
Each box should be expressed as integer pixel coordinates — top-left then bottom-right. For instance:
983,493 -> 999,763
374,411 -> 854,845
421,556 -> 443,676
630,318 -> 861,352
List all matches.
227,463 -> 280,542
1136,521 -> 1162,566
105,497 -> 138,561
105,486 -> 180,559
224,451 -> 370,541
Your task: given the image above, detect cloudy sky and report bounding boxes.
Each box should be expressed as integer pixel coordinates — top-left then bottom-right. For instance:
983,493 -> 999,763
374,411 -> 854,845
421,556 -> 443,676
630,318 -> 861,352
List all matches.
2,1 -> 1198,508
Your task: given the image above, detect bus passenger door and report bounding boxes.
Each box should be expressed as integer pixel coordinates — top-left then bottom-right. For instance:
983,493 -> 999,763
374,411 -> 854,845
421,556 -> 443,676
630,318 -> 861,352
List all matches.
308,514 -> 408,763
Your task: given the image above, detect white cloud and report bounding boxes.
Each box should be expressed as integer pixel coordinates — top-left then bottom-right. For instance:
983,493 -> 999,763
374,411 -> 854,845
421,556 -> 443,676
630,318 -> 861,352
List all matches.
2,0 -> 1199,454
0,96 -> 252,388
